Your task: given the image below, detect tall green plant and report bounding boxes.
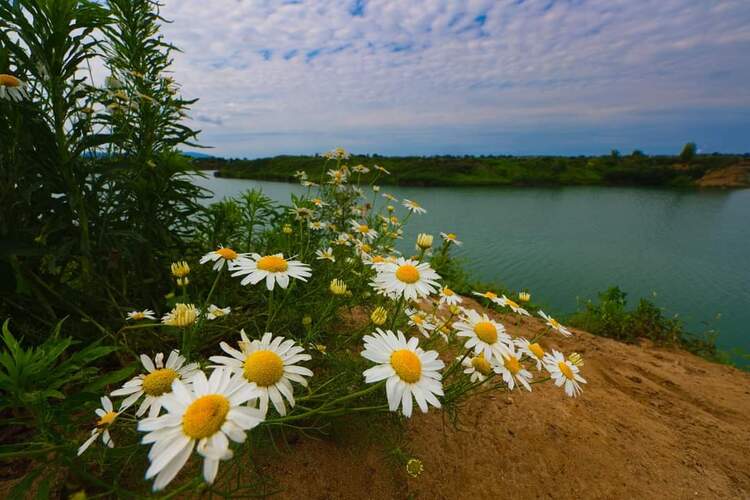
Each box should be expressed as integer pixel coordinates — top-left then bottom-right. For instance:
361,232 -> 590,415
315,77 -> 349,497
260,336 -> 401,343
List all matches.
94,0 -> 205,301
0,0 -> 111,286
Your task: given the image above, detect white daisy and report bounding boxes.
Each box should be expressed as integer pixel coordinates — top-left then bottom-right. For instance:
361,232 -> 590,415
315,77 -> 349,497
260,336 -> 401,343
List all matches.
209,331 -> 313,416
402,199 -> 426,214
472,290 -> 503,305
371,257 -> 441,301
127,309 -> 157,321
110,351 -> 199,418
229,253 -> 311,291
500,295 -> 531,316
351,164 -> 370,173
333,233 -> 353,246
538,310 -> 572,336
453,308 -> 511,361
405,307 -> 436,337
349,220 -> 378,241
206,305 -> 231,320
374,165 -> 391,175
290,206 -> 315,220
360,329 -> 444,417
0,74 -> 28,102
315,247 -> 336,262
515,338 -> 546,370
461,355 -> 496,383
200,246 -> 247,271
494,347 -> 533,391
382,192 -> 398,202
327,168 -> 348,184
309,220 -> 327,231
440,232 -> 463,246
544,350 -> 587,397
310,197 -> 327,207
137,369 -> 264,490
77,396 -> 119,455
439,287 -> 463,306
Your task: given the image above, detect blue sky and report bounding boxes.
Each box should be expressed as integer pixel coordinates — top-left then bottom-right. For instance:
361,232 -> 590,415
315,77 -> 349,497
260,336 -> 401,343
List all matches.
159,0 -> 750,157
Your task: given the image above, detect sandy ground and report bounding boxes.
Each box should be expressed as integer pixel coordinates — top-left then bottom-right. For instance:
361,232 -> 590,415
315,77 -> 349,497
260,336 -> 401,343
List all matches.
696,162 -> 750,187
261,309 -> 750,500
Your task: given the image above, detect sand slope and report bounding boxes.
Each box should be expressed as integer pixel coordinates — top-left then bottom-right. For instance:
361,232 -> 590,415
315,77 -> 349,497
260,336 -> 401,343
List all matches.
264,311 -> 750,499
696,162 -> 750,188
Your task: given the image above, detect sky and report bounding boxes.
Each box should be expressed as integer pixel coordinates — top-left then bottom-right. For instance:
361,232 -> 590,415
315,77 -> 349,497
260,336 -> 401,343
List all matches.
158,0 -> 750,158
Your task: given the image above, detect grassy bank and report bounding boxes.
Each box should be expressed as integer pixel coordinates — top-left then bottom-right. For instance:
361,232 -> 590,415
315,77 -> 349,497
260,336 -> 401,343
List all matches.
198,153 -> 749,188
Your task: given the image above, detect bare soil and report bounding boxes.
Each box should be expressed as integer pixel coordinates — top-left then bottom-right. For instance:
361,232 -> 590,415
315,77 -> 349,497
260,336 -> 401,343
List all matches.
696,162 -> 750,188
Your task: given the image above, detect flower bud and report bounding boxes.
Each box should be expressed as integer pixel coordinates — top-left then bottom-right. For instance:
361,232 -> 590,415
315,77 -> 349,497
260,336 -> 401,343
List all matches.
370,306 -> 388,326
329,278 -> 348,296
416,233 -> 433,250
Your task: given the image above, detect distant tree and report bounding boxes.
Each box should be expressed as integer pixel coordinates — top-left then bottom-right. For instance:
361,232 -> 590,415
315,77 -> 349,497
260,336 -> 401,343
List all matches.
679,142 -> 697,162
610,149 -> 620,159
631,149 -> 645,158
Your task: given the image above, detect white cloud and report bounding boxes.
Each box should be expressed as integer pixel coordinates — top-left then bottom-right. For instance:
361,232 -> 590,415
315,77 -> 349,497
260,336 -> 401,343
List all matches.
157,0 -> 750,156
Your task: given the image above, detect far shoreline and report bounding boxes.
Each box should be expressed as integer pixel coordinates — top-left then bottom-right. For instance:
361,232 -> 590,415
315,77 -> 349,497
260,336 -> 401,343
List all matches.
193,154 -> 750,189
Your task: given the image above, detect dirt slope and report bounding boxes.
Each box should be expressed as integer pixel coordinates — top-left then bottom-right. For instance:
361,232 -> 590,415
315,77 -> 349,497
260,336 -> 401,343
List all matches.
696,162 -> 750,187
262,311 -> 750,500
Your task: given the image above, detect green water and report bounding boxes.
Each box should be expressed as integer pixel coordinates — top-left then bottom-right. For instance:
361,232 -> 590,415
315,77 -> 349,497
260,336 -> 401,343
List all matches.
193,172 -> 750,363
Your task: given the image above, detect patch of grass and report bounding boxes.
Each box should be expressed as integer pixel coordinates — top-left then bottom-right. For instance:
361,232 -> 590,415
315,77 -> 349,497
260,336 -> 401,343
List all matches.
568,287 -> 747,369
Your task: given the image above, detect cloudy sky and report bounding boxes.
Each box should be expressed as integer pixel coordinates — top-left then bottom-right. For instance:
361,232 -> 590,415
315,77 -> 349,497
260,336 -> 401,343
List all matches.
159,0 -> 750,157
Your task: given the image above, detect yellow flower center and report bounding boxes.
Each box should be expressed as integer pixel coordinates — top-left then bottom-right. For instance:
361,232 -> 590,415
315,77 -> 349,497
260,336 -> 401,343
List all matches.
97,411 -> 118,427
447,233 -> 456,240
390,349 -> 422,383
504,355 -> 521,375
142,368 -> 179,396
0,74 -> 22,87
216,247 -> 238,260
549,318 -> 560,329
243,350 -> 285,386
506,299 -> 519,309
473,321 -> 498,344
559,362 -> 575,380
256,255 -> 288,273
529,342 -> 545,359
484,292 -> 497,300
372,255 -> 385,263
471,356 -> 492,376
358,224 -> 370,234
411,314 -> 424,325
131,312 -> 145,320
182,395 -> 230,439
443,287 -> 455,296
395,264 -> 420,284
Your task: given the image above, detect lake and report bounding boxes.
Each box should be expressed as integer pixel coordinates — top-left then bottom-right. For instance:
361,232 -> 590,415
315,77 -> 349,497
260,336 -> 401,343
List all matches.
193,172 -> 750,365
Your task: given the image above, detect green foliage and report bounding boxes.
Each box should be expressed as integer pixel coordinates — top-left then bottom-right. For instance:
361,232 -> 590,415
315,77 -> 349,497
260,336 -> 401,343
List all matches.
680,141 -> 697,162
568,287 -> 728,363
200,152 -> 744,188
0,0 -> 204,335
0,317 -> 134,464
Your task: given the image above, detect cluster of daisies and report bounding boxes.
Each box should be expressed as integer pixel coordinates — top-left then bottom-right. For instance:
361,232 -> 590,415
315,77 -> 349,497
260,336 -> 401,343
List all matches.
95,149 -> 585,492
79,331 -> 314,491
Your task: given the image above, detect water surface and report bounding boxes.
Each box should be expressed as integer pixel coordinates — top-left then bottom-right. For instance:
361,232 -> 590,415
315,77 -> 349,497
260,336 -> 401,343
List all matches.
193,172 -> 750,363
